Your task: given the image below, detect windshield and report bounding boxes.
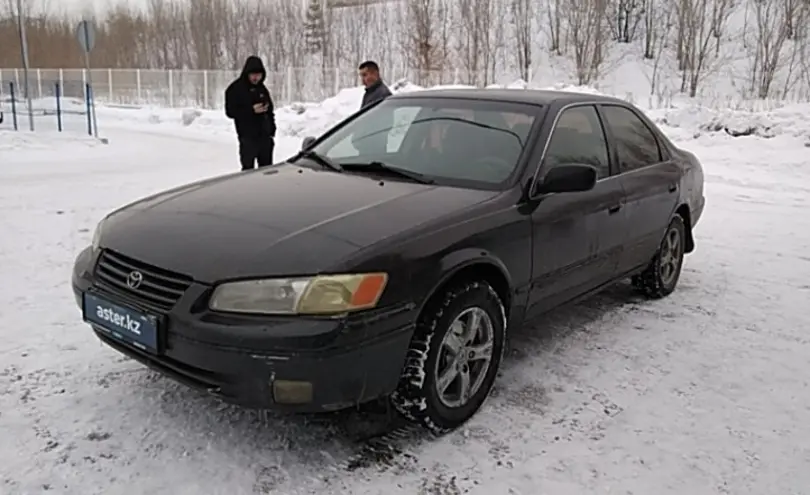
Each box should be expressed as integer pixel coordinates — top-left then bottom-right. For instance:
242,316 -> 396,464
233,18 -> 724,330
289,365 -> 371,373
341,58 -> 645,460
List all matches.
308,96 -> 541,187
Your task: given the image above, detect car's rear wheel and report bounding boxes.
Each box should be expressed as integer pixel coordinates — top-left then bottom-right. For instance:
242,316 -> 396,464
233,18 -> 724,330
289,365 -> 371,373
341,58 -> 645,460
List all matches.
390,280 -> 506,435
631,215 -> 686,299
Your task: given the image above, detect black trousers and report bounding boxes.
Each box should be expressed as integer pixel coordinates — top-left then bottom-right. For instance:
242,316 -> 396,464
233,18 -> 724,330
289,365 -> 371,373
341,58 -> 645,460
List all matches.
239,137 -> 274,170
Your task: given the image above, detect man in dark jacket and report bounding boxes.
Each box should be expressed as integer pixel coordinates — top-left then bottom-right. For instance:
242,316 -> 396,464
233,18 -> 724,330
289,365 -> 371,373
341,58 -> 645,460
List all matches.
358,60 -> 392,109
353,60 -> 393,156
225,56 -> 277,170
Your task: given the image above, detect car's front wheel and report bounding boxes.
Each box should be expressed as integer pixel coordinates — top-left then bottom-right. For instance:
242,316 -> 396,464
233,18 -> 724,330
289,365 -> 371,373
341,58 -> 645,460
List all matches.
391,280 -> 506,434
632,215 -> 686,299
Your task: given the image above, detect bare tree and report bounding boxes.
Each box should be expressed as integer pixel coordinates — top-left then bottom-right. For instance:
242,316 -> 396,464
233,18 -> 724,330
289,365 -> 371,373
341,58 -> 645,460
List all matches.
145,0 -> 186,68
546,0 -> 564,55
456,0 -> 499,85
510,0 -> 532,81
397,0 -> 447,85
333,3 -> 393,72
222,1 -> 252,70
710,0 -> 735,56
748,0 -> 800,98
186,0 -> 229,70
674,0 -> 736,97
304,0 -> 327,57
484,0 -> 509,83
563,0 -> 611,85
610,0 -> 644,43
783,0 -> 805,38
800,8 -> 810,96
779,27 -> 803,98
647,1 -> 676,96
644,0 -> 674,60
103,5 -> 149,68
7,0 -> 810,107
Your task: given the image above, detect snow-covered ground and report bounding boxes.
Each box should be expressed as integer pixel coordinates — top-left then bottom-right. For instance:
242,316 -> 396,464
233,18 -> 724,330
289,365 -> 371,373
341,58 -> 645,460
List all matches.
1,86 -> 810,494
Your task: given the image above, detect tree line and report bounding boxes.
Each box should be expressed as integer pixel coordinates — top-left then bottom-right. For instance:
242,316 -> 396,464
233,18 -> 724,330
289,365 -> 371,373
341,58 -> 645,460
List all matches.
1,0 -> 809,100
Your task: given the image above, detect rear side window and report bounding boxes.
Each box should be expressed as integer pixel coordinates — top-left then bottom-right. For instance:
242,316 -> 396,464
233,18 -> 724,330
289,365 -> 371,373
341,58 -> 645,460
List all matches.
601,105 -> 662,173
543,105 -> 609,179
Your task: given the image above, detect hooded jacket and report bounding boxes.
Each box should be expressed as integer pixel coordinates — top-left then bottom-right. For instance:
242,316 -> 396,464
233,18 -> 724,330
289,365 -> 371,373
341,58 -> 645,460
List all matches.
225,56 -> 276,139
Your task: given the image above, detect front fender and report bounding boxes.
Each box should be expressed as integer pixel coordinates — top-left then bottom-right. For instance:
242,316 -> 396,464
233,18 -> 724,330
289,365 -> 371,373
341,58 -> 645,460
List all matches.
416,248 -> 513,315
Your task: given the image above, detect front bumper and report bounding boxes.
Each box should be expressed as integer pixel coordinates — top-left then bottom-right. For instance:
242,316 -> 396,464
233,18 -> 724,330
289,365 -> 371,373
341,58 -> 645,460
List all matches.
72,247 -> 415,412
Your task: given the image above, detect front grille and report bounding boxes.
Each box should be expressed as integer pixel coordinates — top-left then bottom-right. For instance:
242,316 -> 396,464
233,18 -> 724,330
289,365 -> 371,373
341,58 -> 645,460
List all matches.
94,249 -> 193,312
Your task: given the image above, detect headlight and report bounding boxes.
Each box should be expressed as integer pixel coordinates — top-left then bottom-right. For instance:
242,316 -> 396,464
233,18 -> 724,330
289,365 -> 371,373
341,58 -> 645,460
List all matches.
208,273 -> 388,315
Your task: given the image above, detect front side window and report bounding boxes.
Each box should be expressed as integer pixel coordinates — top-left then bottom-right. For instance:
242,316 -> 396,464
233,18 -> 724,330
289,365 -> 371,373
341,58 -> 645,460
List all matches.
543,105 -> 610,179
600,105 -> 662,173
309,97 -> 542,187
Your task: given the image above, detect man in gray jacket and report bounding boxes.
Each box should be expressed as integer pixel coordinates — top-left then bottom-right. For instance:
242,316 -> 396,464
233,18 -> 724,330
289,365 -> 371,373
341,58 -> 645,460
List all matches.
353,60 -> 393,156
358,60 -> 392,109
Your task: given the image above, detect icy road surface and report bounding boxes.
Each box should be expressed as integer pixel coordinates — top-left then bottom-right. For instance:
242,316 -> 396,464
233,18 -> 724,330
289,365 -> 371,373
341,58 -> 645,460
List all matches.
1,127 -> 809,495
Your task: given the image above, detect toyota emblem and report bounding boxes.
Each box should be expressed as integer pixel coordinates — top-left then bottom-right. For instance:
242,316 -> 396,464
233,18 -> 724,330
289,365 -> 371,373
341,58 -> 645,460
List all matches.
126,271 -> 143,289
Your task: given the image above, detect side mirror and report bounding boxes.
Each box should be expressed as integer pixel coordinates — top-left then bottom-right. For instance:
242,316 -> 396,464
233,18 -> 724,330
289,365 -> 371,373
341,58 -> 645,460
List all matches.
301,136 -> 316,150
534,164 -> 597,195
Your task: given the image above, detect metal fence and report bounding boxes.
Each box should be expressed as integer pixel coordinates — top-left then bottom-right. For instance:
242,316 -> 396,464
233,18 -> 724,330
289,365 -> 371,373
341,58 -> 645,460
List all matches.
0,67 -> 489,109
1,67 -> 809,111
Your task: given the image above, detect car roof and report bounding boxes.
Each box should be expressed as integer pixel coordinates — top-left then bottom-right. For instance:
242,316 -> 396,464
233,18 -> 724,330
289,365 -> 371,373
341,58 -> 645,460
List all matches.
390,88 -> 629,107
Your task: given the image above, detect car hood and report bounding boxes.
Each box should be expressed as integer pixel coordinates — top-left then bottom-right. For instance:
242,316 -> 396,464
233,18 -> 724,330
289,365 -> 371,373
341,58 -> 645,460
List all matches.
101,164 -> 497,283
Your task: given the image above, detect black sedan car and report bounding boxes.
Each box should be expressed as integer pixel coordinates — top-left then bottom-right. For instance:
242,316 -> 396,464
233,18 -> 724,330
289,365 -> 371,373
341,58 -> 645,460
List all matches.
72,89 -> 705,434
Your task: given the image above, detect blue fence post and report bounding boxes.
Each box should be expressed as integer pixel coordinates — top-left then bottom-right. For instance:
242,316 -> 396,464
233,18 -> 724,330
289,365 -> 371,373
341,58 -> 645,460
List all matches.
55,82 -> 63,132
84,83 -> 92,136
9,82 -> 18,131
89,84 -> 97,137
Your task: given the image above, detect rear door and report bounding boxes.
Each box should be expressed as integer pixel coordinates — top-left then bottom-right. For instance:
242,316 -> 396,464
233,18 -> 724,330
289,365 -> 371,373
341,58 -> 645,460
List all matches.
527,104 -> 627,315
598,104 -> 681,274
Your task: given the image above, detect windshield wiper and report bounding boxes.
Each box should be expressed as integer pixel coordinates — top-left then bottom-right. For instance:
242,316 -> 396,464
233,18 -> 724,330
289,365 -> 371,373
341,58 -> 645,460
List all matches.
341,161 -> 435,184
287,150 -> 343,172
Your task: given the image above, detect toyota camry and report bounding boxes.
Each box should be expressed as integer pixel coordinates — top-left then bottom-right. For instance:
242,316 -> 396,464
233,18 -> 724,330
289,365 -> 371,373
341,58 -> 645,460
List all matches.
72,89 -> 705,434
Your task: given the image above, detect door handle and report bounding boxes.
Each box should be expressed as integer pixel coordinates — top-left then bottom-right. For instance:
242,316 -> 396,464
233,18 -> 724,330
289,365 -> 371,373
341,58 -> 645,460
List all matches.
608,204 -> 622,214
668,183 -> 677,193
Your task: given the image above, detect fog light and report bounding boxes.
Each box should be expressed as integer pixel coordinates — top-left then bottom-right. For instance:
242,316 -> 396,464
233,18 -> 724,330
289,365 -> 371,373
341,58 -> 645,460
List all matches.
272,379 -> 313,404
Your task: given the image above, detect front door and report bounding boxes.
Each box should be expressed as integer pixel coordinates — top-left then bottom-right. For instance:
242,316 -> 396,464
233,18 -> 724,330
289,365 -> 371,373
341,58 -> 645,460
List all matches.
526,104 -> 627,316
598,104 -> 681,274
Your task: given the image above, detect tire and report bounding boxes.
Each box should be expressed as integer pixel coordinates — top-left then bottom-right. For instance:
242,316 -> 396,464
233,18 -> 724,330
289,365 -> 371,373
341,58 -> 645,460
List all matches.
631,215 -> 687,299
390,281 -> 506,435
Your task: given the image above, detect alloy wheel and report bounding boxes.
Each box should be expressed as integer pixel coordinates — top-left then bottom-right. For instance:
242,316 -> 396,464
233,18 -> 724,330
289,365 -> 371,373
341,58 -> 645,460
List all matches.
658,226 -> 682,287
433,307 -> 495,409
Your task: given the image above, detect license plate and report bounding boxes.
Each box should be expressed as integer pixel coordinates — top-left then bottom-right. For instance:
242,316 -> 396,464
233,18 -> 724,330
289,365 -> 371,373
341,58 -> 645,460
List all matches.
82,292 -> 160,353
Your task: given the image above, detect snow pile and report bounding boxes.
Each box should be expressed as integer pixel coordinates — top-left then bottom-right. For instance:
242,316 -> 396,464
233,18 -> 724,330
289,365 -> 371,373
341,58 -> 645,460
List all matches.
275,86 -> 365,138
537,82 -> 607,95
275,80 -> 616,137
181,108 -> 202,126
5,82 -> 809,144
0,129 -> 101,152
136,80 -> 619,138
276,79 -> 480,137
488,79 -> 529,89
1,96 -> 88,115
0,81 -> 640,140
648,102 -> 810,143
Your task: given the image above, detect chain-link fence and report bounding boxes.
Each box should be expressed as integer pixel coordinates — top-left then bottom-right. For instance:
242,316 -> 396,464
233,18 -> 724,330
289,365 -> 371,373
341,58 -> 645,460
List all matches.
0,67 -> 497,109
2,66 -> 809,111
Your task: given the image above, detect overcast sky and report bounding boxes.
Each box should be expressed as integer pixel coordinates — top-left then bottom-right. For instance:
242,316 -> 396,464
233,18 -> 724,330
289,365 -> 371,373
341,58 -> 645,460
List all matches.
49,0 -> 130,15
63,0 -> 115,14
53,0 -> 311,16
